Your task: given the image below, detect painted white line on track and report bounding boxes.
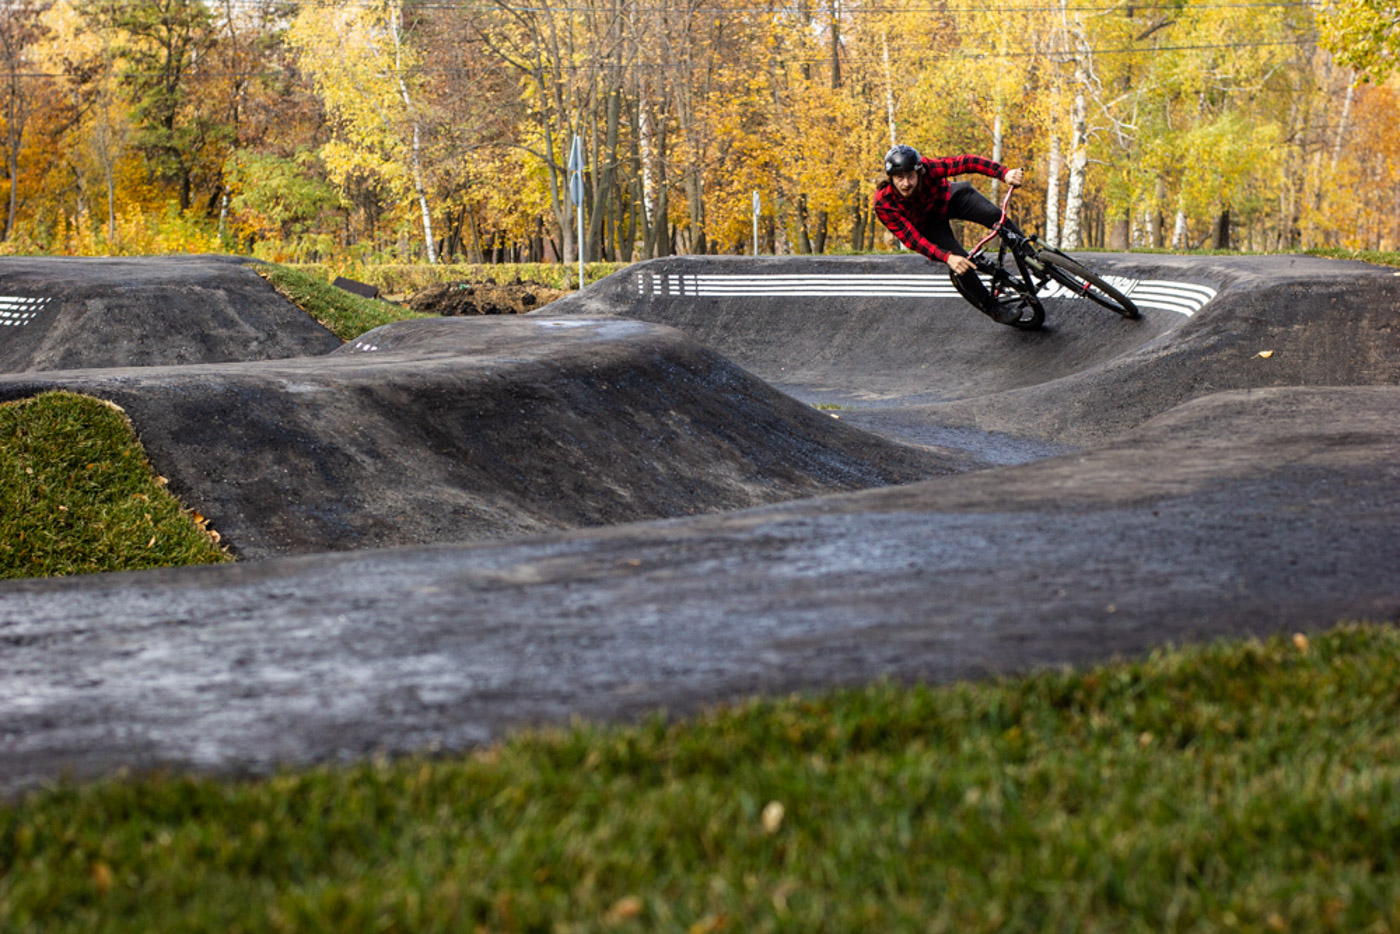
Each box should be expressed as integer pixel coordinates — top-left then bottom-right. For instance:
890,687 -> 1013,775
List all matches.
635,273 -> 1217,316
0,295 -> 51,327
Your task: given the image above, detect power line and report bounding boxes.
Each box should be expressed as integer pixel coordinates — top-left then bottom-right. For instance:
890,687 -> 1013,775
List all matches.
19,0 -> 1321,12
3,34 -> 1314,79
3,31 -> 1318,79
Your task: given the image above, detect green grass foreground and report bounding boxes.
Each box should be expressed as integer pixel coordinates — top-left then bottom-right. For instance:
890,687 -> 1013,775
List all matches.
253,262 -> 434,342
4,624 -> 1400,932
0,392 -> 229,580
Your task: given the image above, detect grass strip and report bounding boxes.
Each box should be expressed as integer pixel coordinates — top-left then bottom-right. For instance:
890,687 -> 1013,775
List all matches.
3,623 -> 1399,931
1304,247 -> 1400,269
0,392 -> 230,580
252,262 -> 435,342
285,261 -> 632,296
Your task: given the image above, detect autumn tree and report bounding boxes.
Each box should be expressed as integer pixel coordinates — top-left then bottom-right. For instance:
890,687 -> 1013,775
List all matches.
0,0 -> 49,240
79,0 -> 230,213
288,0 -> 442,262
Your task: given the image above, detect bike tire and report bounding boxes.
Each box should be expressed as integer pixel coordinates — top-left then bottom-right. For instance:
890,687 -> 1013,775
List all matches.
1037,249 -> 1140,319
949,264 -> 1045,330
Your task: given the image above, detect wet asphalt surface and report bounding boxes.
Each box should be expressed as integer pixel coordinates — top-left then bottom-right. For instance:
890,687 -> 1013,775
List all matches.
1,254 -> 1397,796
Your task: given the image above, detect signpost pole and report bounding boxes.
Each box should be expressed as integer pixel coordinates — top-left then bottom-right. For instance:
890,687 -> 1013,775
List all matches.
752,191 -> 760,256
569,135 -> 585,288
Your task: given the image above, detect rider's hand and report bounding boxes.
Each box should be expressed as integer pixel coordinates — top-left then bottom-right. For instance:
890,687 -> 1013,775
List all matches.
947,255 -> 975,276
1004,167 -> 1024,187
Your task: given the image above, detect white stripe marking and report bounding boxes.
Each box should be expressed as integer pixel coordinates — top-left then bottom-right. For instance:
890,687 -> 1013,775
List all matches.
636,273 -> 1216,315
0,295 -> 50,327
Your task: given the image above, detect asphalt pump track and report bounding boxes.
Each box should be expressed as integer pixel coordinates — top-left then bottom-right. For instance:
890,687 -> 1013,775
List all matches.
0,253 -> 1396,795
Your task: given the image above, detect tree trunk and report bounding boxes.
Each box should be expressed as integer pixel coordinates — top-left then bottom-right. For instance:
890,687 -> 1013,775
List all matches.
685,167 -> 706,254
389,1 -> 435,263
1330,81 -> 1355,173
881,31 -> 896,146
1214,207 -> 1230,250
797,194 -> 812,254
1060,82 -> 1089,250
849,192 -> 865,251
587,88 -> 621,261
1151,176 -> 1166,247
1171,207 -> 1188,249
1108,216 -> 1129,250
990,112 -> 1003,204
1044,132 -> 1061,247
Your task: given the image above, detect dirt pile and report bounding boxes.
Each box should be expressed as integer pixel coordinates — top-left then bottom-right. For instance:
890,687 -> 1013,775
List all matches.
405,280 -> 567,317
0,255 -> 342,374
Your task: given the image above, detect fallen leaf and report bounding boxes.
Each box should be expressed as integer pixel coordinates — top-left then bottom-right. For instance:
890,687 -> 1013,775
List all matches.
605,895 -> 644,924
92,861 -> 113,894
1256,350 -> 1274,359
761,800 -> 785,834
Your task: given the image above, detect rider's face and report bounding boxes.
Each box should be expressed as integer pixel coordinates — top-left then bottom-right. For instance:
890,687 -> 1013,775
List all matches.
891,170 -> 920,197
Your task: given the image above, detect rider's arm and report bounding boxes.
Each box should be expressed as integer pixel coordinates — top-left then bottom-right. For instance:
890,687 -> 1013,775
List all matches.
873,191 -> 952,263
923,154 -> 1008,181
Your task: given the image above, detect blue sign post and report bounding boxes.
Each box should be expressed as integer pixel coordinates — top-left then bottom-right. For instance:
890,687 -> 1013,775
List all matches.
569,136 -> 585,287
752,191 -> 761,256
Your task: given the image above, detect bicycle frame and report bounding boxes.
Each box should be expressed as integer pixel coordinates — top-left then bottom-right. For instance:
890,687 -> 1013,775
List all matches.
961,185 -> 1051,318
956,184 -> 1141,324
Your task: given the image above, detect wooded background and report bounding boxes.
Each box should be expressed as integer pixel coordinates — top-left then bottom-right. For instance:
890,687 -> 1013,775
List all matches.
0,0 -> 1395,264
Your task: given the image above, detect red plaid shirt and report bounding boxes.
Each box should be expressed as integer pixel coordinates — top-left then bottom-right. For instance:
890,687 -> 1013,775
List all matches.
872,155 -> 1008,263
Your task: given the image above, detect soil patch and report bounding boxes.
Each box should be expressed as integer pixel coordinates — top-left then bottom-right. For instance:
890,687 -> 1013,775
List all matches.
404,280 -> 567,317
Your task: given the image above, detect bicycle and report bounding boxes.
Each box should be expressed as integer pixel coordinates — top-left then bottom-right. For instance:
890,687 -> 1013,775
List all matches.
949,185 -> 1140,330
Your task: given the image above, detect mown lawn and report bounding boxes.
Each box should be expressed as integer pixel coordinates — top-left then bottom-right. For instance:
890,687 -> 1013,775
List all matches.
252,262 -> 436,342
0,391 -> 229,580
3,623 -> 1399,932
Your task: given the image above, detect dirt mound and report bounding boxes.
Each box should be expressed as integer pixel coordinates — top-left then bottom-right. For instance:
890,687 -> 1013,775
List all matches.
0,255 -> 342,374
405,280 -> 567,317
0,316 -> 965,560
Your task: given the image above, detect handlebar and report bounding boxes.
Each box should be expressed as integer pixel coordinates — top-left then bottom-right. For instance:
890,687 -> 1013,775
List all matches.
967,183 -> 1018,258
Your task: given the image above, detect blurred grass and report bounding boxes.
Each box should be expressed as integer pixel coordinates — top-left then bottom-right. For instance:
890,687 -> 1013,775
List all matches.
285,261 -> 632,297
1304,247 -> 1400,269
4,623 -> 1400,931
253,262 -> 435,342
0,391 -> 230,579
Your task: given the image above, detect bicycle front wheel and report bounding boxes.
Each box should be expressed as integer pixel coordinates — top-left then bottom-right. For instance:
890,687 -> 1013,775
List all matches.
1037,250 -> 1140,319
949,262 -> 1045,330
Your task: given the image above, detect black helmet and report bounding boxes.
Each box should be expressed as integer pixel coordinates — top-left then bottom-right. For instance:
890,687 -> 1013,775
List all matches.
884,144 -> 921,176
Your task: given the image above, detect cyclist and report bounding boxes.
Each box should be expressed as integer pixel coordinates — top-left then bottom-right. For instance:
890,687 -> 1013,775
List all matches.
873,143 -> 1027,324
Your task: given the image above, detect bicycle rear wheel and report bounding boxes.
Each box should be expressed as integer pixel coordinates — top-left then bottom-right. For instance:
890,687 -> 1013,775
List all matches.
1037,249 -> 1140,319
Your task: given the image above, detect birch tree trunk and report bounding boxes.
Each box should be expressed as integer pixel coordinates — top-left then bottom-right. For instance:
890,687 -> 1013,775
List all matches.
1330,80 -> 1355,172
1044,132 -> 1061,246
390,0 -> 436,263
881,31 -> 896,146
990,112 -> 1003,203
1171,206 -> 1188,249
1060,81 -> 1089,249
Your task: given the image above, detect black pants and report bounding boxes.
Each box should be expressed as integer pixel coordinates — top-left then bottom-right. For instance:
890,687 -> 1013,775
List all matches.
924,182 -> 1025,309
